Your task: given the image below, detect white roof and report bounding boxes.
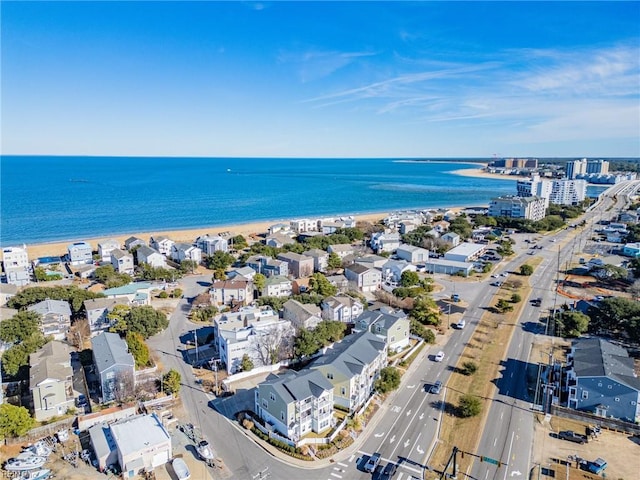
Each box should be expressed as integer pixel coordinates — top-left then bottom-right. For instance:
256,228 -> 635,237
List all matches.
110,414 -> 170,456
445,242 -> 485,257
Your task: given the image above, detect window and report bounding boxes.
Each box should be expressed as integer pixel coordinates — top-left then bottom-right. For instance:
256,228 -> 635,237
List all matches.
270,393 -> 276,402
631,401 -> 637,406
262,399 -> 268,408
581,390 -> 588,399
597,383 -> 602,387
327,373 -> 334,380
281,411 -> 285,421
341,387 -> 346,395
614,397 -> 620,402
608,385 -> 613,389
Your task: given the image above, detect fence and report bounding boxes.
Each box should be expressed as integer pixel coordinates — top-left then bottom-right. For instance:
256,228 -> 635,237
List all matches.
244,412 -> 296,447
550,405 -> 640,435
4,417 -> 76,445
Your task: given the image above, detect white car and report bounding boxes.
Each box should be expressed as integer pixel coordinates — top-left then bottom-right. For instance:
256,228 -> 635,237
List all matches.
434,351 -> 445,362
456,319 -> 466,329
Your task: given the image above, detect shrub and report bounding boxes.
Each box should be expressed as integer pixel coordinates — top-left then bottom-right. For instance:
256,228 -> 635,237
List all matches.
519,264 -> 534,276
510,293 -> 522,304
458,394 -> 482,417
460,361 -> 478,376
158,291 -> 168,299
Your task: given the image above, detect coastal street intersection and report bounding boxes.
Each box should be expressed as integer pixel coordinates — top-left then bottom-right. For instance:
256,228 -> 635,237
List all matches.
147,181 -> 636,480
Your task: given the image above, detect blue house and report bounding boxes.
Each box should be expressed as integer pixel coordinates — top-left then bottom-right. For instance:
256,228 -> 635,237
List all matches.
566,338 -> 640,423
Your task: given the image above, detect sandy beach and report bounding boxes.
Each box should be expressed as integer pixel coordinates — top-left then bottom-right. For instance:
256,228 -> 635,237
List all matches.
448,167 -> 521,181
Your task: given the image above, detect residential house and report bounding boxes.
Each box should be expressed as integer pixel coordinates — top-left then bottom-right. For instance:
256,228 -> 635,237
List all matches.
4,268 -> 31,286
441,232 -> 461,247
196,234 -> 229,255
303,248 -> 330,273
321,295 -> 364,323
261,275 -> 293,298
282,300 -> 322,330
443,242 -> 487,263
29,341 -> 73,421
103,282 -> 153,306
136,245 -> 167,269
395,245 -> 430,264
310,331 -> 387,413
92,332 -> 136,403
217,319 -> 294,374
622,242 -> 640,258
170,243 -> 202,265
344,264 -> 381,293
213,306 -> 279,337
149,236 -> 174,256
84,297 -> 130,335
98,239 -> 121,263
292,278 -> 311,295
369,231 -> 401,254
227,266 -> 257,281
246,255 -> 289,278
110,249 -> 134,275
265,233 -> 296,249
210,279 -> 253,307
619,211 -> 638,223
277,252 -> 314,278
254,370 -> 334,442
327,244 -> 356,259
353,309 -> 410,353
325,274 -> 349,293
267,223 -> 291,235
28,299 -> 72,341
0,283 -> 18,306
68,241 -> 93,266
399,220 -> 420,235
2,245 -> 31,286
381,259 -> 417,284
354,254 -> 388,270
432,220 -> 450,233
566,338 -> 640,423
91,413 -> 171,477
290,218 -> 318,234
124,236 -> 146,251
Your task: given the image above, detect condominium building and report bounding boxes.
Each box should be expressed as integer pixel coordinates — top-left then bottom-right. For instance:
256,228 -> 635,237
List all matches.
549,179 -> 587,206
488,196 -> 547,221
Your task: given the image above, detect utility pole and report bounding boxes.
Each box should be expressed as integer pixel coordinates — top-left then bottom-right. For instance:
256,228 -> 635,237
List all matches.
193,329 -> 199,363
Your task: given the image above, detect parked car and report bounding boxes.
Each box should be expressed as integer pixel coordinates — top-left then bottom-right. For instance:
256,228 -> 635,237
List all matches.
434,351 -> 445,362
587,458 -> 607,474
364,452 -> 382,473
430,381 -> 443,394
558,430 -> 587,444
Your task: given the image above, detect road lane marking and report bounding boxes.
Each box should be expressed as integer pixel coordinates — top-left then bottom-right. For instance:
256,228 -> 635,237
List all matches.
330,473 -> 342,478
502,431 -> 516,480
406,410 -> 412,416
407,384 -> 416,389
390,435 -> 396,443
337,462 -> 348,467
404,439 -> 410,448
419,413 -> 424,420
349,454 -> 355,462
494,437 -> 497,446
374,432 -> 384,438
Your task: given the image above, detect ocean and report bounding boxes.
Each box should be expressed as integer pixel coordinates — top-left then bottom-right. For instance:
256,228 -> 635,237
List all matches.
0,156 -> 519,246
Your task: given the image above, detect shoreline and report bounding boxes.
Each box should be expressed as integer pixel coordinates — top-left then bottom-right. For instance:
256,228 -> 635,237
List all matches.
448,167 -> 520,181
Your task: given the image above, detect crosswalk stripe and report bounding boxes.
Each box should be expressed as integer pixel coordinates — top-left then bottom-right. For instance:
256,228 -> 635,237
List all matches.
337,462 -> 348,467
330,473 -> 342,478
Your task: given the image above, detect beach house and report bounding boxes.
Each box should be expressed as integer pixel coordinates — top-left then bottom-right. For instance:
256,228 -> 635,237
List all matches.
282,300 -> 322,330
98,239 -> 121,263
29,341 -> 74,421
170,243 -> 202,265
246,255 -> 289,278
84,297 -> 130,335
103,282 -> 153,306
260,275 -> 293,298
2,245 -> 31,286
302,248 -> 330,272
135,245 -> 167,269
353,308 -> 410,353
149,236 -> 174,256
210,279 -> 253,307
277,252 -> 314,278
92,332 -> 136,403
344,264 -> 381,293
110,249 -> 134,275
68,241 -> 93,266
196,234 -> 229,255
28,299 -> 72,341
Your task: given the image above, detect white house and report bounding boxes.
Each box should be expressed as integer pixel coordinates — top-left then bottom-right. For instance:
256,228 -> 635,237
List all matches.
210,279 -> 253,307
135,245 -> 167,269
170,243 -> 202,265
196,234 -> 229,255
110,249 -> 134,275
102,282 -> 153,306
327,244 -> 356,259
28,299 -> 72,341
370,231 -> 401,254
344,264 -> 381,293
395,244 -> 430,264
98,239 -> 121,263
381,259 -> 417,284
84,297 -> 130,335
68,241 -> 93,266
441,232 -> 461,247
321,295 -> 364,323
261,275 -> 293,298
282,300 -> 322,330
149,236 -> 174,256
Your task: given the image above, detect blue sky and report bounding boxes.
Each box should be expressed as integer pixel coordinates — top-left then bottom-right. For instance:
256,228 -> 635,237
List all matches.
2,1 -> 639,158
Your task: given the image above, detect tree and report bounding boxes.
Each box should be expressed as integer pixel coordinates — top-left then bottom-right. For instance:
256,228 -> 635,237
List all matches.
0,311 -> 40,344
126,332 -> 151,369
495,299 -> 513,313
556,311 -> 590,338
6,285 -> 104,315
231,235 -> 248,250
179,259 -> 199,274
410,295 -> 440,326
240,353 -> 254,372
293,329 -> 321,358
162,369 -> 182,396
0,404 -> 35,439
309,273 -> 338,297
205,250 -> 235,271
111,370 -> 135,404
251,324 -> 295,365
588,297 -> 640,338
460,361 -> 478,376
374,366 -> 401,394
253,273 -> 266,295
410,318 -> 436,343
629,258 -> 640,278
315,320 -> 347,345
510,293 -> 522,304
326,252 -> 342,270
458,394 -> 482,417
34,266 -> 61,281
496,241 -> 514,257
630,279 -> 640,301
519,264 -> 534,276
127,306 -> 169,338
400,270 -> 420,287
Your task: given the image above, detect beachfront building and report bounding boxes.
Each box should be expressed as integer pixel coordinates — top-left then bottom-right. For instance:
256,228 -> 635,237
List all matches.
246,255 -> 289,278
549,179 -> 587,206
353,308 -> 410,354
110,249 -> 134,275
310,331 -> 387,413
98,239 -> 121,263
28,299 -> 72,341
103,282 -> 152,306
488,196 -> 546,221
68,241 -> 93,266
170,243 -> 202,265
432,220 -> 450,233
282,300 -> 322,331
260,275 -> 293,298
277,252 -> 314,279
265,233 -> 296,249
135,245 -> 167,269
29,341 -> 74,421
84,297 -> 130,335
196,234 -> 229,255
344,264 -> 381,293
303,248 -> 330,273
443,242 -> 487,263
2,245 -> 31,286
254,370 -> 334,442
124,236 -> 146,251
290,218 -> 318,234
395,244 -> 430,264
516,175 -> 553,209
149,236 -> 174,256
321,295 -> 364,323
370,231 -> 401,254
92,332 -> 136,403
210,279 -> 253,307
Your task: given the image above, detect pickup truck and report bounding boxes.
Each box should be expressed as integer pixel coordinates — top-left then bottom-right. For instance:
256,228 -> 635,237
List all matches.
558,430 -> 587,444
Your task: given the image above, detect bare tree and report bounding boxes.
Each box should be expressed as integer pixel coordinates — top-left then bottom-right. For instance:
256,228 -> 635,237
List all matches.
111,369 -> 136,404
250,324 -> 295,366
68,319 -> 91,349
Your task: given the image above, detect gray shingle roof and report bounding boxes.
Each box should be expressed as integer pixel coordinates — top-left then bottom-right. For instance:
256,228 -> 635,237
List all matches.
263,369 -> 333,403
28,299 -> 71,318
91,332 -> 134,373
573,337 -> 640,391
29,341 -> 71,386
310,331 -> 386,378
